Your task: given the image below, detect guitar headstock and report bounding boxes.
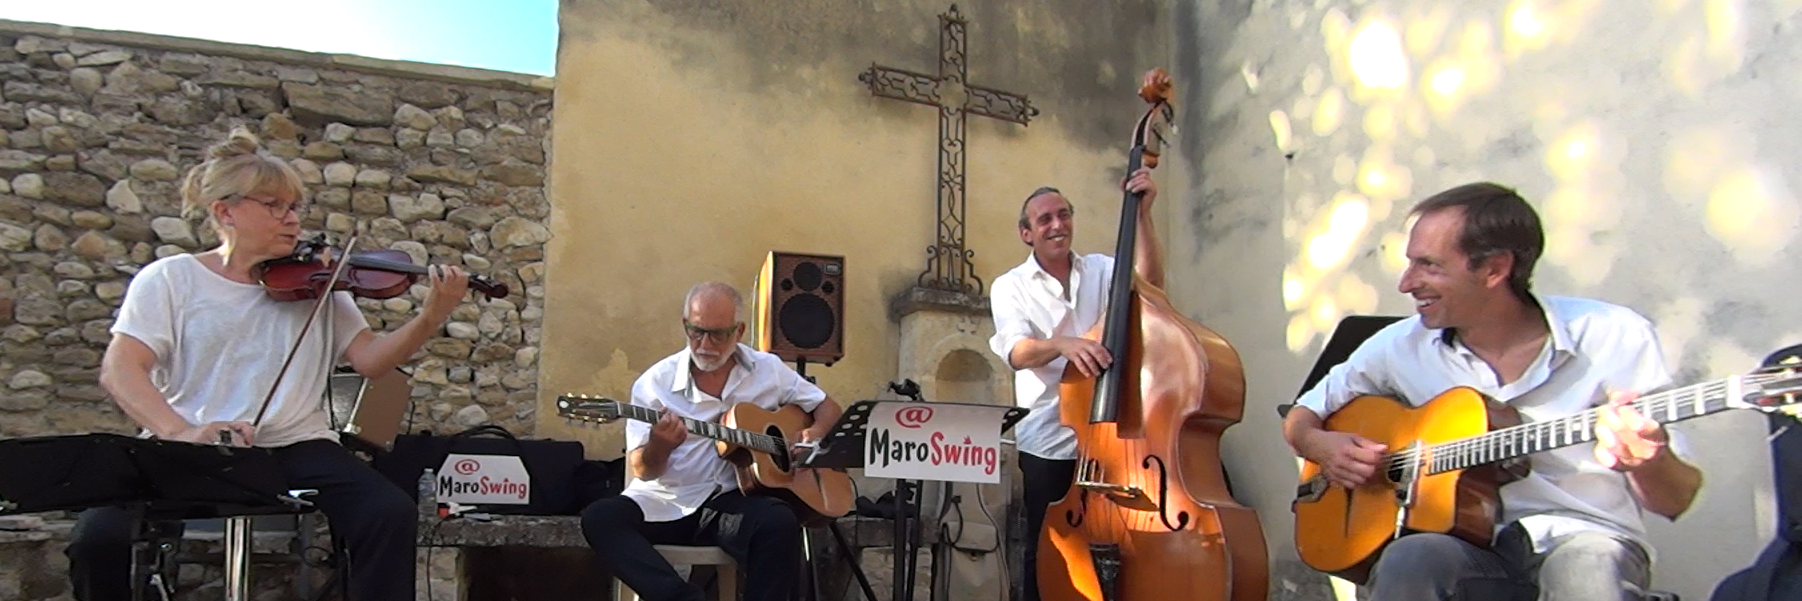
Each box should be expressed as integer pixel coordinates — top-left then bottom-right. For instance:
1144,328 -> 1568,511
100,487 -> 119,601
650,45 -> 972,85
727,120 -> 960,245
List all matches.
555,393 -> 623,425
1738,364 -> 1802,420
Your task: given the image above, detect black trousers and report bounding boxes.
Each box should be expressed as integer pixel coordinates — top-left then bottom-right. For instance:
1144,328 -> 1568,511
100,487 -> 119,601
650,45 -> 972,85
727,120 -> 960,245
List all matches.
582,490 -> 801,601
1018,452 -> 1077,601
66,439 -> 417,601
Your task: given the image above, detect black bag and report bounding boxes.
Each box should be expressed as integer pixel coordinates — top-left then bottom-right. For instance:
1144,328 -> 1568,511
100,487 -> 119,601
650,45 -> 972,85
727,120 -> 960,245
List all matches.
1709,344 -> 1802,601
373,424 -> 586,516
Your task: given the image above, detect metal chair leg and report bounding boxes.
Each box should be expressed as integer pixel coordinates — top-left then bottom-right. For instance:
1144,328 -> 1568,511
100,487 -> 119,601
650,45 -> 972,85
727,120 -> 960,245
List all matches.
223,516 -> 254,601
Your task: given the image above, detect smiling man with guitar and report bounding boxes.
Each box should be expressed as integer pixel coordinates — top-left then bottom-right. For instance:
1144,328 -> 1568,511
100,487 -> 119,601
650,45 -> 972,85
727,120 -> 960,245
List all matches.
579,281 -> 845,601
1282,182 -> 1705,601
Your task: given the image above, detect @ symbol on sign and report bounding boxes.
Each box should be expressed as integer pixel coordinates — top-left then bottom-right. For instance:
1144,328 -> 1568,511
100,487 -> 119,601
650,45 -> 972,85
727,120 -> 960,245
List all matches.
896,406 -> 934,428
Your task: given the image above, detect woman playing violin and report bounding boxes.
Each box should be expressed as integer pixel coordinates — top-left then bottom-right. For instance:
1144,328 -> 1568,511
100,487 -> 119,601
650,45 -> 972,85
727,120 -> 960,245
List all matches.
66,127 -> 470,601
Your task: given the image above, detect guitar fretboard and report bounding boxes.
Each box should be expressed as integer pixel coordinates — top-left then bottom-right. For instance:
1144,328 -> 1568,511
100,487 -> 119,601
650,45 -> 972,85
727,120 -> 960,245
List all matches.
570,399 -> 786,455
1401,377 -> 1754,475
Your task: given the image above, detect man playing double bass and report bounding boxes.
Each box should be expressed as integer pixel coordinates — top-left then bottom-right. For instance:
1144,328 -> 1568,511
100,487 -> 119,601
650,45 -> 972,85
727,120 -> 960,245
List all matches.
1283,182 -> 1704,600
986,168 -> 1161,601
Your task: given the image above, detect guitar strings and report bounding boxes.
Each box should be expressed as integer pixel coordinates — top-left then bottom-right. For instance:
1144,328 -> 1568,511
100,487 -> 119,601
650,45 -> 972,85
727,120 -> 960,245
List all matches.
1376,374 -> 1781,474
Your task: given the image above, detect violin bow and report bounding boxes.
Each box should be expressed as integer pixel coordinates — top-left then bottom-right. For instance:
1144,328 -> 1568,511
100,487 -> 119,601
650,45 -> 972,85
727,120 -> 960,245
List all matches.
247,234 -> 362,434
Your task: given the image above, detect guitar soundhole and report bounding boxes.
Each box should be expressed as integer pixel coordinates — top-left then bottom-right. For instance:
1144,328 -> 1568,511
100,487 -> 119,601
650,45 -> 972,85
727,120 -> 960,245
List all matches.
1385,465 -> 1405,484
766,425 -> 791,472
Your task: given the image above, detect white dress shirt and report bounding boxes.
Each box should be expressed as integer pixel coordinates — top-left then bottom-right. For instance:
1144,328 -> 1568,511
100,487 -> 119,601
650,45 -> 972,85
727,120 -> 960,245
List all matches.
110,254 -> 369,447
621,343 -> 827,522
1294,295 -> 1691,556
988,251 -> 1116,460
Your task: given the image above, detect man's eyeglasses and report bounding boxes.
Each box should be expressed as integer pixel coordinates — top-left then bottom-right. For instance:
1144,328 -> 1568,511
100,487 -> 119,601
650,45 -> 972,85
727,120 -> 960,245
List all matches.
233,195 -> 309,219
684,321 -> 741,344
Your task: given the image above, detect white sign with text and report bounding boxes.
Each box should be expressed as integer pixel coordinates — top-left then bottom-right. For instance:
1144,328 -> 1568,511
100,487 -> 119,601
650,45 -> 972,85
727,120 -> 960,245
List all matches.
864,402 -> 1007,483
436,453 -> 532,505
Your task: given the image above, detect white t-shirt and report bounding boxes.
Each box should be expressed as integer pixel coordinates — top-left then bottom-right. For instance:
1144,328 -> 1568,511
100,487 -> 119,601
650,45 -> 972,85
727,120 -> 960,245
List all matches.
987,251 -> 1115,460
621,343 -> 827,522
110,253 -> 370,448
1294,295 -> 1687,556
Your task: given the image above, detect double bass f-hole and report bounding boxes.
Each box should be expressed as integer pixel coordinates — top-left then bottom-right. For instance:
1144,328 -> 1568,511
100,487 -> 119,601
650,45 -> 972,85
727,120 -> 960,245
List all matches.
1142,455 -> 1189,531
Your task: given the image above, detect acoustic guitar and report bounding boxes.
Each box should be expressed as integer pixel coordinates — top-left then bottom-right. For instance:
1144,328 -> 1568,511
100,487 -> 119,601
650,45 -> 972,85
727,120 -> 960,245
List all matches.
555,394 -> 855,522
1292,368 -> 1802,584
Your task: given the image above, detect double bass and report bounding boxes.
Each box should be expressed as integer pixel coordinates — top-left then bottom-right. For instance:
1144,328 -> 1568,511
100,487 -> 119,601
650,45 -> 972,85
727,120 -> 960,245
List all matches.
1037,69 -> 1269,601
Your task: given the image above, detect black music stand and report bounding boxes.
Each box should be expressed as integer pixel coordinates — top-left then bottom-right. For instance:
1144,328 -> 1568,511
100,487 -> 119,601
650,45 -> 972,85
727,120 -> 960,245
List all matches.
800,397 -> 1027,601
0,433 -> 311,601
1277,315 -> 1405,418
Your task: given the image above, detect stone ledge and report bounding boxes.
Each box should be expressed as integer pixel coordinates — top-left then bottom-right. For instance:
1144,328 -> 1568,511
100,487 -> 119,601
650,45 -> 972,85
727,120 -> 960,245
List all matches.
0,529 -> 56,545
0,19 -> 554,91
890,286 -> 991,320
418,512 -> 906,549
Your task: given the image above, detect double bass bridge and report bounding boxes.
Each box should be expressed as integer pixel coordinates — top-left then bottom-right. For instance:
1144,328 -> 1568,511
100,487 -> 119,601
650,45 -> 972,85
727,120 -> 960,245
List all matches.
1076,480 -> 1158,512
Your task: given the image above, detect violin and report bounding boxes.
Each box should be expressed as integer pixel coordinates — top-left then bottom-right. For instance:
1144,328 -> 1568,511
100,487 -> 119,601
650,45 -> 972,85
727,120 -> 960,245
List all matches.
254,236 -> 510,302
244,234 -> 508,429
1037,69 -> 1269,601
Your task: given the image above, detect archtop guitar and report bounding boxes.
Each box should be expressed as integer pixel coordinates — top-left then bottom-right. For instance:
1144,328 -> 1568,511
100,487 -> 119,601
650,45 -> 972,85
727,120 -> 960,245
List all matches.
1292,368 -> 1802,584
555,393 -> 855,522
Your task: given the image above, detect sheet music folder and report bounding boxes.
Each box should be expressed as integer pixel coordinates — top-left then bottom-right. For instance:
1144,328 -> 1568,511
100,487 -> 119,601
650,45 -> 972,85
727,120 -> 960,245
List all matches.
0,433 -> 303,519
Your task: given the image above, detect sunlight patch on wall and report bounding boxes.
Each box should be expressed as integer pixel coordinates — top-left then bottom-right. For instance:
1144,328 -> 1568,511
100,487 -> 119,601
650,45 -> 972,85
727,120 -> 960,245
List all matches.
1313,88 -> 1348,136
1405,5 -> 1455,57
1307,195 -> 1374,271
1503,0 -> 1552,58
1271,110 -> 1295,153
1356,145 -> 1411,217
1704,167 -> 1800,266
1380,231 -> 1411,276
1670,0 -> 1749,96
1304,65 -> 1328,96
1347,19 -> 1412,99
1664,126 -> 1751,200
1538,121 -> 1629,287
1285,193 -> 1376,351
1363,102 -> 1397,142
1658,125 -> 1796,265
1423,20 -> 1503,119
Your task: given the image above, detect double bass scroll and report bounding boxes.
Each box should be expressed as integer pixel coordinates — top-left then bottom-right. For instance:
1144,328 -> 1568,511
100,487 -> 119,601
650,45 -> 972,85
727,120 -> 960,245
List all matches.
1036,68 -> 1270,601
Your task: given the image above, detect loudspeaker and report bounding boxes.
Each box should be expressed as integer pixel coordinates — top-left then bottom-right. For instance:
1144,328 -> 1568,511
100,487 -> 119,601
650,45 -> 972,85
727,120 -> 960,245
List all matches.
752,251 -> 845,366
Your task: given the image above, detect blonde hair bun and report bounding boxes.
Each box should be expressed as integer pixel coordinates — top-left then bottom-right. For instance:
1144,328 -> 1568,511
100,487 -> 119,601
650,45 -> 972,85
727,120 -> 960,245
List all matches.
178,125 -> 306,229
208,127 -> 264,160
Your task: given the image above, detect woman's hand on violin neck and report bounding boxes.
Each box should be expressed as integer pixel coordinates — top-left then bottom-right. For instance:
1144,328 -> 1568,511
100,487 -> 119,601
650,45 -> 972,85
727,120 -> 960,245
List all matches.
421,264 -> 471,324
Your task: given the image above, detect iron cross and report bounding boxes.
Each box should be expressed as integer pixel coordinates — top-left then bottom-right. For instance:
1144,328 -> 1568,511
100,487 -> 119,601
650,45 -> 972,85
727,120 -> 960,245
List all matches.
858,4 -> 1039,296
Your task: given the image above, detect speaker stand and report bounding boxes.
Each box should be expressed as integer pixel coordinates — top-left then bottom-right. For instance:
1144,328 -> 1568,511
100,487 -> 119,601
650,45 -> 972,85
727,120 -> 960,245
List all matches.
794,357 -> 817,384
785,357 -> 882,601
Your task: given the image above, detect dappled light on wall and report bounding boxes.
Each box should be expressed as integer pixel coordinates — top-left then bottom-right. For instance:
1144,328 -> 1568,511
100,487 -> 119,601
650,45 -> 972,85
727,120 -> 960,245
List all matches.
1262,0 -> 1799,361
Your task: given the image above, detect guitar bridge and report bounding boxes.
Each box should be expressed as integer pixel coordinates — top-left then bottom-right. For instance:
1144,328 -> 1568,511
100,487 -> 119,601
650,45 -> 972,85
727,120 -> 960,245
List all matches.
1077,481 -> 1157,511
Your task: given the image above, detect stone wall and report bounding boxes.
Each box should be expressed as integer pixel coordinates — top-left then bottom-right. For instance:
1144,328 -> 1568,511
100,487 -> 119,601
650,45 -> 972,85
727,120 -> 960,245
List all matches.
0,19 -> 554,441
